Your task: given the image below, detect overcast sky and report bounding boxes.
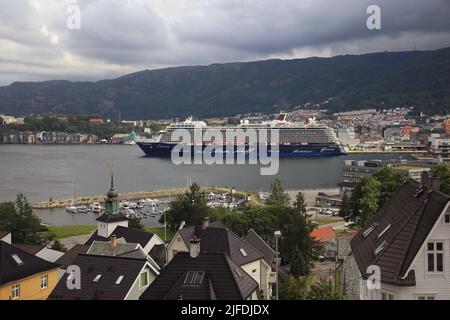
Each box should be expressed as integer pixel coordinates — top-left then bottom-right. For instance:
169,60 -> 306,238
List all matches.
0,0 -> 449,86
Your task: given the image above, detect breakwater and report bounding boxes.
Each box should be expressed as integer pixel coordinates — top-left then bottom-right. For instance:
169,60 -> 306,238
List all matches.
32,186 -> 247,209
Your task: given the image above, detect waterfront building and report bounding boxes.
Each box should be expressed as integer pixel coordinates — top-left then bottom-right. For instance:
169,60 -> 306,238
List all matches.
428,134 -> 450,156
339,159 -> 383,194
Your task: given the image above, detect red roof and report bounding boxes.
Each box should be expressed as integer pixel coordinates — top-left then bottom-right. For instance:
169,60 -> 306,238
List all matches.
310,226 -> 336,242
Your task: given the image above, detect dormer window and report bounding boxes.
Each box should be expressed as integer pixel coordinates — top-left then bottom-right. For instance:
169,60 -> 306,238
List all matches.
362,222 -> 379,238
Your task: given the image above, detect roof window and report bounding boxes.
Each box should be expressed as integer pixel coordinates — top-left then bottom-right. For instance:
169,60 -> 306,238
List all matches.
184,271 -> 205,285
240,248 -> 248,257
93,274 -> 102,283
115,275 -> 124,285
362,222 -> 379,238
374,240 -> 388,256
377,224 -> 392,239
11,254 -> 23,266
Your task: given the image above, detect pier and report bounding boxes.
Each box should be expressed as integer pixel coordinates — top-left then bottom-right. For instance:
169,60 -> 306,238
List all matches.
32,186 -> 247,209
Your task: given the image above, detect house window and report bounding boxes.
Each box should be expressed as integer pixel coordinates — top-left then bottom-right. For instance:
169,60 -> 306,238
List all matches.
140,271 -> 149,288
445,214 -> 450,224
11,284 -> 20,300
41,275 -> 48,289
417,295 -> 435,300
381,292 -> 394,300
427,242 -> 444,272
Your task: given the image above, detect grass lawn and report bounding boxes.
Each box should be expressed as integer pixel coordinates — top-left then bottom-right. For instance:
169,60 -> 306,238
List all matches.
145,227 -> 175,241
48,225 -> 96,239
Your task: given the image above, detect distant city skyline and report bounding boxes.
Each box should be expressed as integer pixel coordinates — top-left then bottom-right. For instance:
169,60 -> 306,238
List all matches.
0,0 -> 449,85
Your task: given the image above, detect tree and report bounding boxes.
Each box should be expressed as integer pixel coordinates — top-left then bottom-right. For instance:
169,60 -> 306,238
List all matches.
285,193 -> 318,274
290,246 -> 306,278
372,167 -> 405,207
306,278 -> 341,300
434,163 -> 450,195
266,178 -> 290,206
350,167 -> 405,226
339,192 -> 352,219
279,276 -> 311,300
0,194 -> 46,244
129,217 -> 145,230
357,176 -> 382,226
164,183 -> 211,229
51,239 -> 67,252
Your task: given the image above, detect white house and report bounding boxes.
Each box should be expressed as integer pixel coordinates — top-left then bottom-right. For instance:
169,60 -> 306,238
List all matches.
351,175 -> 450,300
166,218 -> 275,299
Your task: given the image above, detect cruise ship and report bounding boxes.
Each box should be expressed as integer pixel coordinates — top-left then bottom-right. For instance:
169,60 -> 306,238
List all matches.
136,113 -> 345,158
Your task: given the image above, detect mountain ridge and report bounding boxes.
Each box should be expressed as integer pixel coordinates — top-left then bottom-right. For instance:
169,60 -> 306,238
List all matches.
1,47 -> 450,119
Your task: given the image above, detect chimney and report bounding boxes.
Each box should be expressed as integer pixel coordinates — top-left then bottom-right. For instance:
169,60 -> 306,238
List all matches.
421,171 -> 441,191
111,235 -> 117,249
189,237 -> 201,259
430,175 -> 441,191
202,217 -> 210,229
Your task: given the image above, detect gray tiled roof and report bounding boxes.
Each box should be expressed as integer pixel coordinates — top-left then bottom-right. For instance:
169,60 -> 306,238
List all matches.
351,179 -> 450,286
178,226 -> 263,266
0,241 -> 59,286
87,240 -> 139,257
85,226 -> 154,249
140,252 -> 258,300
49,254 -> 148,300
96,213 -> 129,223
55,244 -> 90,269
244,228 -> 275,267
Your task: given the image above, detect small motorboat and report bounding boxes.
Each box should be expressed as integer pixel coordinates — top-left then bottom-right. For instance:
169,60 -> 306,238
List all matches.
66,204 -> 78,213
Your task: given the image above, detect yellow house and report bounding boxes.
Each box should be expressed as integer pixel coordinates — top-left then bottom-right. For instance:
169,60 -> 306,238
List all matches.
0,241 -> 60,300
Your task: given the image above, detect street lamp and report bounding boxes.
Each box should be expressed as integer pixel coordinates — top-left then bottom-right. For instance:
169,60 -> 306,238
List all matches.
274,230 -> 281,300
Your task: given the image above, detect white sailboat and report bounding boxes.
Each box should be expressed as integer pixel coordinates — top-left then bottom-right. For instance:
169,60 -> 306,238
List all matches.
66,180 -> 78,213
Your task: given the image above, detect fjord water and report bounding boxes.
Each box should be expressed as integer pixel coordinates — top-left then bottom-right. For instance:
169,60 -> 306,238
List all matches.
0,144 -> 408,225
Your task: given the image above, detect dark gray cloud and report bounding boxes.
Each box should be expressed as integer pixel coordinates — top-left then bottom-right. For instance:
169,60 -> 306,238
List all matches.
0,0 -> 449,85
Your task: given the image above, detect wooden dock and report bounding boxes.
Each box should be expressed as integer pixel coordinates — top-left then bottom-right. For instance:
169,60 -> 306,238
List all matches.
32,186 -> 247,209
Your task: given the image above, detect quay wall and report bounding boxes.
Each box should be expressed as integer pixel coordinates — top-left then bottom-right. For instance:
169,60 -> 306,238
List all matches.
32,186 -> 247,209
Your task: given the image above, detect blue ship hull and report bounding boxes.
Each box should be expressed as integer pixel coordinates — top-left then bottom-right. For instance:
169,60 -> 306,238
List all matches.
137,142 -> 346,158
